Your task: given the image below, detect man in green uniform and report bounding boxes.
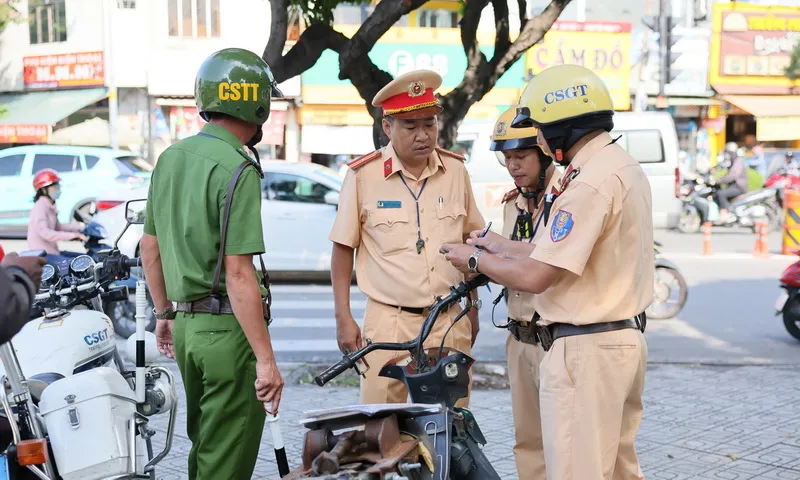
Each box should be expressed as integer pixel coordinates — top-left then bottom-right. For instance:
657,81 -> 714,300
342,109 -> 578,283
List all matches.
140,48 -> 285,480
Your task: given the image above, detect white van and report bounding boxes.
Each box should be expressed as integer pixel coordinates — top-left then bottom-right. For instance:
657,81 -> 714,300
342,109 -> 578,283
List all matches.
457,111 -> 681,232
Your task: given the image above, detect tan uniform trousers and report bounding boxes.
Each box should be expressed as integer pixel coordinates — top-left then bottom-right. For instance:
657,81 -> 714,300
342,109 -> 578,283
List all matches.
506,333 -> 547,480
539,328 -> 647,480
359,298 -> 473,408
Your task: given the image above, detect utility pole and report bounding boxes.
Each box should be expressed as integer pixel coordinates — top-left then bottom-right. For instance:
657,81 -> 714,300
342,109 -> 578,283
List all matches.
657,0 -> 670,107
103,0 -> 119,149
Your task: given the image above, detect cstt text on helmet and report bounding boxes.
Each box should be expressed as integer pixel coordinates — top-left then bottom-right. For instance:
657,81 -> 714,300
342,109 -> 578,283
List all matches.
543,85 -> 589,105
218,82 -> 260,101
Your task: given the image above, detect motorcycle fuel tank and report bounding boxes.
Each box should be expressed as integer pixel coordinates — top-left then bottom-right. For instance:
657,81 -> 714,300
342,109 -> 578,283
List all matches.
0,309 -> 117,380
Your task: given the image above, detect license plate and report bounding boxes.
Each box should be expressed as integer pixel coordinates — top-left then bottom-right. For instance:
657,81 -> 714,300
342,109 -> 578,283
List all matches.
776,291 -> 790,312
0,454 -> 9,480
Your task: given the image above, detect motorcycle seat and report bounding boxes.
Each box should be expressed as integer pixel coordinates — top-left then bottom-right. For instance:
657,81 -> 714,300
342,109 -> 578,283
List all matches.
28,372 -> 65,404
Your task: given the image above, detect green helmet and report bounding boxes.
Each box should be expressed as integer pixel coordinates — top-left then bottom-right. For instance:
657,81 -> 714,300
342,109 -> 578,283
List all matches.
194,48 -> 283,125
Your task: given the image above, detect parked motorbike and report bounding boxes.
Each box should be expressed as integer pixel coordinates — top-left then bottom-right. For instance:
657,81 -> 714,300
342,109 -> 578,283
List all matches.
645,241 -> 688,320
764,167 -> 800,210
678,174 -> 780,234
70,215 -> 156,338
775,251 -> 800,341
287,274 -> 498,479
0,199 -> 177,480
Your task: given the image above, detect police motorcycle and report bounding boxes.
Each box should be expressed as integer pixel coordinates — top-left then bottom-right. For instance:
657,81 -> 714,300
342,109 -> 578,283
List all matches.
286,274 -> 499,480
678,171 -> 780,234
72,218 -> 156,339
645,241 -> 688,320
0,199 -> 177,480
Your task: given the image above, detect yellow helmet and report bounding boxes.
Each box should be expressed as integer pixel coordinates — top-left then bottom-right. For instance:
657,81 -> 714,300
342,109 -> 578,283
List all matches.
512,64 -> 614,128
491,107 -> 549,167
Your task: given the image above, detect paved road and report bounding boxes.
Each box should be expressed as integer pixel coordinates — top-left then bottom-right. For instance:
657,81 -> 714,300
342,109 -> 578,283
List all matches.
146,364 -> 800,480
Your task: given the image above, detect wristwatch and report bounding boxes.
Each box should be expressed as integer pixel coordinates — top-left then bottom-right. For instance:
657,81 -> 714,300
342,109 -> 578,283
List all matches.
469,298 -> 483,310
154,305 -> 176,320
467,249 -> 483,274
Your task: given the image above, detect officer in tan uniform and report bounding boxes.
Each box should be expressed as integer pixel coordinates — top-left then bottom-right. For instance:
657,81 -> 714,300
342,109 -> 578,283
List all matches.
491,106 -> 559,480
441,64 -> 653,480
329,69 -> 486,406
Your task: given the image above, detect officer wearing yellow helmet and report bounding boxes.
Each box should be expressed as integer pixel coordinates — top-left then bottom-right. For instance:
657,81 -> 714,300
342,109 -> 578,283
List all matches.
490,106 -> 560,480
141,48 -> 285,479
441,64 -> 653,479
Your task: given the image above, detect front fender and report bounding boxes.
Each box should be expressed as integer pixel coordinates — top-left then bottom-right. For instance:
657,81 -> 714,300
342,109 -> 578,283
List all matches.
655,257 -> 680,271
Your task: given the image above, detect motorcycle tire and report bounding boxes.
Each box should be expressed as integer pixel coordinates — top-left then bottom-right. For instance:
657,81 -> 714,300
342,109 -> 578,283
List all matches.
104,289 -> 156,339
782,296 -> 800,341
678,209 -> 701,234
645,266 -> 688,320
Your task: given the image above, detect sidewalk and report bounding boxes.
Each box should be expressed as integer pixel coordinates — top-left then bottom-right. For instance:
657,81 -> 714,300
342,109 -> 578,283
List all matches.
148,364 -> 800,479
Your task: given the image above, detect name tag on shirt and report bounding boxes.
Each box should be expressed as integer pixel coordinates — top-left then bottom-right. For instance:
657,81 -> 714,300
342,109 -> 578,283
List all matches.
377,200 -> 402,209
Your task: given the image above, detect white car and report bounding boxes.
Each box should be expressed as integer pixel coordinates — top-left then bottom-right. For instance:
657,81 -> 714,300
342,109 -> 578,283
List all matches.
93,161 -> 345,280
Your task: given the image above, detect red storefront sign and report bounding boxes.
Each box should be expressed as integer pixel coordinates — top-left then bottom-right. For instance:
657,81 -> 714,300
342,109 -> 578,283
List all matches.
23,52 -> 105,89
169,106 -> 286,145
262,110 -> 286,146
0,124 -> 50,144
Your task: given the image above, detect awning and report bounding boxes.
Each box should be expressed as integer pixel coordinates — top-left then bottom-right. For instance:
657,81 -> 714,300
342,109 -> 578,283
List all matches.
0,87 -> 109,125
301,125 -> 375,155
721,95 -> 800,142
49,117 -> 142,148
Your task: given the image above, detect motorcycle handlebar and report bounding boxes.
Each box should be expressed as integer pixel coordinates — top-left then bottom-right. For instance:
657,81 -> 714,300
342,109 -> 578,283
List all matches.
314,274 -> 491,387
124,257 -> 141,268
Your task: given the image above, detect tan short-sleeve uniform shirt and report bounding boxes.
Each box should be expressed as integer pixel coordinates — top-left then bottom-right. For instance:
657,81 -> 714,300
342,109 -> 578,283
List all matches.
531,132 -> 654,326
502,172 -> 562,323
330,143 -> 486,308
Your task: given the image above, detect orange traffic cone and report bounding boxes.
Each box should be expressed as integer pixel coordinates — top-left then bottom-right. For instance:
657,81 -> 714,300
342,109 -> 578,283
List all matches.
753,222 -> 770,257
701,222 -> 713,255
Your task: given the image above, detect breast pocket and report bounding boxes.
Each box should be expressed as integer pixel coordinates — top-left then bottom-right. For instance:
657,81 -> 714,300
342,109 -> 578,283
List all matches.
367,209 -> 412,255
436,202 -> 467,244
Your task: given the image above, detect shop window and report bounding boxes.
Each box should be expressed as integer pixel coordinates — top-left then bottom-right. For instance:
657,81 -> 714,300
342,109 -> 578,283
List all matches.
263,173 -> 332,204
32,154 -> 82,173
0,155 -> 25,177
418,9 -> 458,28
613,130 -> 665,164
168,0 -> 220,38
28,0 -> 67,45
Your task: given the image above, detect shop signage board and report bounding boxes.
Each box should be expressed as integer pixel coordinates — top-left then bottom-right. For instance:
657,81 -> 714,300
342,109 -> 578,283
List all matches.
23,52 -> 105,89
0,124 -> 50,144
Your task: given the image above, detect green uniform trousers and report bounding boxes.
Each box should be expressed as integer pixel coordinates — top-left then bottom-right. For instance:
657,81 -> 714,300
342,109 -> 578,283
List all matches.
173,312 -> 266,480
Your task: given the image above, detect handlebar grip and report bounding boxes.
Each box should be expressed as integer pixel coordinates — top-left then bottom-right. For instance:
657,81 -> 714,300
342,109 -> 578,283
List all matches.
314,358 -> 352,387
124,257 -> 141,268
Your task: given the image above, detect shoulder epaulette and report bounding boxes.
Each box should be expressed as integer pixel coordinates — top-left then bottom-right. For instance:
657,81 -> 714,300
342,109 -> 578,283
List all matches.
501,189 -> 519,204
435,146 -> 465,162
347,150 -> 381,170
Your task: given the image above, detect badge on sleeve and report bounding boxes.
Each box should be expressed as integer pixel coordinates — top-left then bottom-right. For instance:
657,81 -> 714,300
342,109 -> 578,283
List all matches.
550,209 -> 574,242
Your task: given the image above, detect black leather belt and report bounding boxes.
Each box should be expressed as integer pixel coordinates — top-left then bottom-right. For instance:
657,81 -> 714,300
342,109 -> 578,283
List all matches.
536,313 -> 646,352
507,320 -> 540,345
176,297 -> 234,314
388,304 -> 451,316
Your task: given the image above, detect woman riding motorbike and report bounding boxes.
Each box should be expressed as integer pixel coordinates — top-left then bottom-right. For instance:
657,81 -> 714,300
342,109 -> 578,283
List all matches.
711,148 -> 748,223
27,168 -> 87,265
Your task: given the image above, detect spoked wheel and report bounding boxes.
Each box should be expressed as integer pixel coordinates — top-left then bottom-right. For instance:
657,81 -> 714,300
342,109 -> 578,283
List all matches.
104,289 -> 156,338
645,266 -> 688,320
678,208 -> 701,234
782,296 -> 800,341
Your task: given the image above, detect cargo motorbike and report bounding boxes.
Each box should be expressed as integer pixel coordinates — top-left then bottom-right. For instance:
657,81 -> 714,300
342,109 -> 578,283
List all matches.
775,251 -> 800,341
645,241 -> 688,320
0,199 -> 177,480
286,274 -> 499,480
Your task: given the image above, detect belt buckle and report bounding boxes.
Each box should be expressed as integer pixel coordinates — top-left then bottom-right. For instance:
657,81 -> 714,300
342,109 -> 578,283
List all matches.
537,325 -> 553,351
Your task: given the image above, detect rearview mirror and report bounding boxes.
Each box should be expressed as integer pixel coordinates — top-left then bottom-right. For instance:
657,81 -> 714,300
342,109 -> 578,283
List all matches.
324,191 -> 339,206
125,199 -> 147,225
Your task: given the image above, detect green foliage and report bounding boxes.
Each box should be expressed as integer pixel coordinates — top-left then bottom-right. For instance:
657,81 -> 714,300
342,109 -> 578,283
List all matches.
290,0 -> 352,25
786,41 -> 800,81
0,0 -> 22,33
0,105 -> 7,118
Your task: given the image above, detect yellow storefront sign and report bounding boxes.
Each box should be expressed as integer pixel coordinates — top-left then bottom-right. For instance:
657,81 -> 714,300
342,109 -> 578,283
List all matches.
525,21 -> 632,111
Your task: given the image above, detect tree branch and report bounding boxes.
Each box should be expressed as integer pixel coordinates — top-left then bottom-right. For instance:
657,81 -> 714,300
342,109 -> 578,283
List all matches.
263,0 -> 288,68
341,0 -> 429,71
492,0 -> 510,56
268,23 -> 348,83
